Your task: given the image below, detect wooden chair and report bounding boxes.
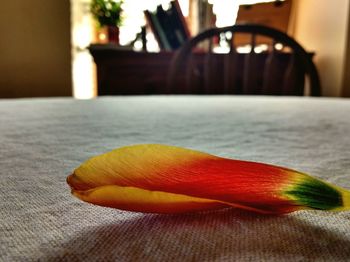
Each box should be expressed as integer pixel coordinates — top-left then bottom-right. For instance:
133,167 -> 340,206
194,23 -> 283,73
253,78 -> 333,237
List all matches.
167,24 -> 321,96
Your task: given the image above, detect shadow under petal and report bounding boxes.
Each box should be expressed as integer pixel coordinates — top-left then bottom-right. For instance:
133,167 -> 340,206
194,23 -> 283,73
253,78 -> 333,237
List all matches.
43,208 -> 350,261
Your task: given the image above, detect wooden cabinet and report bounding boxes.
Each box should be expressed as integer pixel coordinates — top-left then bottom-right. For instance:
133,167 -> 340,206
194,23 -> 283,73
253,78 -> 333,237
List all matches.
89,44 -> 312,96
89,44 -> 173,95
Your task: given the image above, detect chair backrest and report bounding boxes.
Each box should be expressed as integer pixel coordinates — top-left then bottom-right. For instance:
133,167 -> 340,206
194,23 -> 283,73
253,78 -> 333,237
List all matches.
167,24 -> 321,96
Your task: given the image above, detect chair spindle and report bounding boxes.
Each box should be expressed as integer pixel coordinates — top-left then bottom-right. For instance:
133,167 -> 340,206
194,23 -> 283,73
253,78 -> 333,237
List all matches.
243,33 -> 258,94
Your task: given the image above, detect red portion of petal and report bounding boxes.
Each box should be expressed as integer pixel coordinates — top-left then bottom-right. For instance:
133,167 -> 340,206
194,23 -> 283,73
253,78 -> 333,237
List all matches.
126,157 -> 297,213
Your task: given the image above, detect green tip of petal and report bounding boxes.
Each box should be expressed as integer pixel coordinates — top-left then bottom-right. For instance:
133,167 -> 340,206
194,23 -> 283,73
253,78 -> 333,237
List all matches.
285,178 -> 345,211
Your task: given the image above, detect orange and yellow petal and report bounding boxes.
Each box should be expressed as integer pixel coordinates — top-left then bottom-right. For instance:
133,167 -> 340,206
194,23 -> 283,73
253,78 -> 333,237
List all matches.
67,144 -> 350,214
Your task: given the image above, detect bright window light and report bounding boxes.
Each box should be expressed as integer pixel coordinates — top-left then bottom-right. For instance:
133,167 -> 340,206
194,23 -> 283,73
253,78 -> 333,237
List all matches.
71,0 -> 96,99
209,0 -> 283,27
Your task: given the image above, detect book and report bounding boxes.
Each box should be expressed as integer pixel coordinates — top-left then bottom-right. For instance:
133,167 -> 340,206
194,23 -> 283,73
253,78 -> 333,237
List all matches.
145,0 -> 190,50
169,1 -> 190,45
144,10 -> 172,50
156,5 -> 180,49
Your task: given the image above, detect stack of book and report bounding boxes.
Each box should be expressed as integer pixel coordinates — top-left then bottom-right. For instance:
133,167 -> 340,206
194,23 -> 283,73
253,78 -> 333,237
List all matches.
144,1 -> 191,50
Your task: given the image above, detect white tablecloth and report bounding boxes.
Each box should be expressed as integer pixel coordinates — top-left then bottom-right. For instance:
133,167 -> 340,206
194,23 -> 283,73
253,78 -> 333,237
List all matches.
1,96 -> 350,261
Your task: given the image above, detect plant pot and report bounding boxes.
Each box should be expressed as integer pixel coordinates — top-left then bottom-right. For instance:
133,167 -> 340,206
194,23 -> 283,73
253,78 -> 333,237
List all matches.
107,26 -> 119,44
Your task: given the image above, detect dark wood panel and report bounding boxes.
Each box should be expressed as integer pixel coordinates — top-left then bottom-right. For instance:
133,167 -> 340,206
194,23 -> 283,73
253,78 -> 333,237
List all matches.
89,44 -> 310,96
89,45 -> 173,95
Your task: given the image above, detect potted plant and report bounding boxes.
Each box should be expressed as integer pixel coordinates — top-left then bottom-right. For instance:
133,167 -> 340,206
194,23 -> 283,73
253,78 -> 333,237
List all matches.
90,0 -> 123,44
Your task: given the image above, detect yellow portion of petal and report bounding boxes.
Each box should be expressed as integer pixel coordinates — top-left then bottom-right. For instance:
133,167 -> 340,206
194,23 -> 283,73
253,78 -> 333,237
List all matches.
71,185 -> 227,214
73,144 -> 215,190
341,190 -> 350,210
330,185 -> 350,212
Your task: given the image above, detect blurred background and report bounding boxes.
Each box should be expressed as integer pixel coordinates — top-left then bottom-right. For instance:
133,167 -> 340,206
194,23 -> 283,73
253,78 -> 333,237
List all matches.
0,0 -> 349,99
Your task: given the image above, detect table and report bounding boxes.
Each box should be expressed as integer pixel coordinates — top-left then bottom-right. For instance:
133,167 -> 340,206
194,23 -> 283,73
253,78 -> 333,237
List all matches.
1,96 -> 350,261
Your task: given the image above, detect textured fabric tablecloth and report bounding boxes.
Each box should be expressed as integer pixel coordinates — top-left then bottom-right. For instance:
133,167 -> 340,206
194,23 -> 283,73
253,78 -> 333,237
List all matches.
1,96 -> 350,261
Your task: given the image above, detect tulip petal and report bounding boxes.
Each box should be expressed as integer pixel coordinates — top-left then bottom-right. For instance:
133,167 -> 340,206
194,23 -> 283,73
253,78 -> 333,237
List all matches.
67,144 -> 350,214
